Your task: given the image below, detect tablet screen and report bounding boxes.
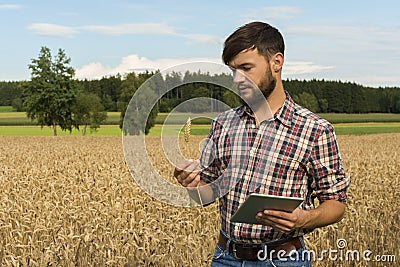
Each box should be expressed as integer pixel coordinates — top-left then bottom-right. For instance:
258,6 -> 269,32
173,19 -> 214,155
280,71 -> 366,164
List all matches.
230,193 -> 303,224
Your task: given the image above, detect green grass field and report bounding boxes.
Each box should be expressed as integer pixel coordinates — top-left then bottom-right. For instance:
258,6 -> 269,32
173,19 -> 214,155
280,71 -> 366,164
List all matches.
1,108 -> 400,136
0,124 -> 205,136
154,112 -> 219,124
2,111 -> 400,126
333,123 -> 400,135
156,112 -> 400,124
0,106 -> 14,112
2,123 -> 400,136
318,113 -> 400,123
147,124 -> 211,136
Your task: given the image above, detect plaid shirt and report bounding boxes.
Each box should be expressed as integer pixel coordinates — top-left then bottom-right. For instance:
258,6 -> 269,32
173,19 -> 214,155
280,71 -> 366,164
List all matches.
200,92 -> 350,243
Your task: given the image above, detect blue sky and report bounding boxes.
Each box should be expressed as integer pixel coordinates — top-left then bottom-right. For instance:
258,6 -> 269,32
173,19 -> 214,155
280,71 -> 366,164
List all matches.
1,0 -> 399,87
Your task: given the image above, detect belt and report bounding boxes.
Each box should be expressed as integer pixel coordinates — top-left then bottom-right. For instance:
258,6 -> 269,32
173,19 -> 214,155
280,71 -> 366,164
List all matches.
218,234 -> 303,261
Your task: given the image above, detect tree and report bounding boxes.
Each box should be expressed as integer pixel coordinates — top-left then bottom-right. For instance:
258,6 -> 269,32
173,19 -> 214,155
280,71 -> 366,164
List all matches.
223,89 -> 241,108
293,92 -> 319,112
0,81 -> 22,106
11,98 -> 24,112
318,98 -> 329,113
72,92 -> 107,135
176,86 -> 212,113
118,72 -> 158,135
23,47 -> 78,136
100,75 -> 122,111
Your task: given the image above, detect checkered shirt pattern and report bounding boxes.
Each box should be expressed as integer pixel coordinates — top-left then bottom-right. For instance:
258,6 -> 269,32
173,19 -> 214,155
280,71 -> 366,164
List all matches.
199,92 -> 350,243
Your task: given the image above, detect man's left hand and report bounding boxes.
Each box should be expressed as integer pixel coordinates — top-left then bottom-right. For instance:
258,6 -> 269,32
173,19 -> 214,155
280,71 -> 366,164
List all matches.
256,200 -> 346,232
256,208 -> 308,233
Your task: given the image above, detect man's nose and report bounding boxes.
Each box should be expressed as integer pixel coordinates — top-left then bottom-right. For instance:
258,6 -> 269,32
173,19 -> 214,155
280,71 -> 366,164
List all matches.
233,70 -> 246,83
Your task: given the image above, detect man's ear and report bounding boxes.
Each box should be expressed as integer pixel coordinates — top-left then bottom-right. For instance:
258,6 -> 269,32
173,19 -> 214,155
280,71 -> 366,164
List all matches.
272,53 -> 284,73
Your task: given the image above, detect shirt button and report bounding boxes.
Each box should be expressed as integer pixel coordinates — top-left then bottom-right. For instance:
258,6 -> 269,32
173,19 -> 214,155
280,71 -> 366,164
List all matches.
250,148 -> 255,156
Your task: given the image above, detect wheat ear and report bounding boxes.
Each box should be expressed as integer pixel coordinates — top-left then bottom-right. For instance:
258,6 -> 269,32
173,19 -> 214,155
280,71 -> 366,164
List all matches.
184,117 -> 191,143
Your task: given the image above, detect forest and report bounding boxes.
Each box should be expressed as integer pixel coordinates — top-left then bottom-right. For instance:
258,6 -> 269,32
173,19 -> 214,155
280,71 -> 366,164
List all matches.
1,72 -> 400,114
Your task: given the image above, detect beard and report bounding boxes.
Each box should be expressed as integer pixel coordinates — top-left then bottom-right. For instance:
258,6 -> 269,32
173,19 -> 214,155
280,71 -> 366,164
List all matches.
239,67 -> 276,108
258,67 -> 276,100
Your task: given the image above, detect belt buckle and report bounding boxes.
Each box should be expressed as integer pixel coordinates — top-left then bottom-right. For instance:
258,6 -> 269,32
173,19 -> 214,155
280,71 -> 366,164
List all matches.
232,243 -> 239,259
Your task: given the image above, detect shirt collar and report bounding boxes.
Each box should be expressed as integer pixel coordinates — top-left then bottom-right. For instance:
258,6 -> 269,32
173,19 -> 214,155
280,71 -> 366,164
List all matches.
235,91 -> 294,128
274,92 -> 294,128
235,105 -> 251,117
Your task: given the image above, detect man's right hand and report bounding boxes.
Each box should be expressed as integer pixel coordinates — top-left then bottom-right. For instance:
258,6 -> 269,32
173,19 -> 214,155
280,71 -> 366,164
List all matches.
174,159 -> 202,187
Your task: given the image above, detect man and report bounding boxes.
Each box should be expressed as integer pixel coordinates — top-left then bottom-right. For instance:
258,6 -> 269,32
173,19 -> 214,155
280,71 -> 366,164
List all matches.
174,22 -> 350,266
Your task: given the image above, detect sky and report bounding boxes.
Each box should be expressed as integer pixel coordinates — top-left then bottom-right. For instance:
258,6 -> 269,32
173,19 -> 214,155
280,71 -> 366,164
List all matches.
1,0 -> 399,87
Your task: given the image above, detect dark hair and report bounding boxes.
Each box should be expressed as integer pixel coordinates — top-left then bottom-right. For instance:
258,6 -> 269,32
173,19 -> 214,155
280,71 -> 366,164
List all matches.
222,21 -> 285,65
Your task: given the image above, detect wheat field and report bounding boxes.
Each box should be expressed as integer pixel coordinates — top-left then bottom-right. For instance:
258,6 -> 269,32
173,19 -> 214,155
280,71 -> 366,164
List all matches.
0,134 -> 399,266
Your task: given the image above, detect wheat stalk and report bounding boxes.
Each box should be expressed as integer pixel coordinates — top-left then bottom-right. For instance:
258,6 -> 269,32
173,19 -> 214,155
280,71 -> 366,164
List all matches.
184,117 -> 191,143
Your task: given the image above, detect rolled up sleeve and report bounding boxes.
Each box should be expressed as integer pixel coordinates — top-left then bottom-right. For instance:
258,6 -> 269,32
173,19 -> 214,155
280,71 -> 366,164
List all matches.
309,125 -> 351,204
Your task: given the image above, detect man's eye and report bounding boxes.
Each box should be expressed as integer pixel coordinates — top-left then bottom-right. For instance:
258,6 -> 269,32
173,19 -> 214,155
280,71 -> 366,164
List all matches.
242,66 -> 251,71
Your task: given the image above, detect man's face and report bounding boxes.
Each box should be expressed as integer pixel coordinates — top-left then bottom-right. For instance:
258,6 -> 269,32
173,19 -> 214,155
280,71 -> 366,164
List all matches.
228,48 -> 276,106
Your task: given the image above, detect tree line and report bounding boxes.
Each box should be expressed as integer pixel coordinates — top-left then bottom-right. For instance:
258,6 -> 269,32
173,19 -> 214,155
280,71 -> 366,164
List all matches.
1,46 -> 400,135
3,71 -> 400,115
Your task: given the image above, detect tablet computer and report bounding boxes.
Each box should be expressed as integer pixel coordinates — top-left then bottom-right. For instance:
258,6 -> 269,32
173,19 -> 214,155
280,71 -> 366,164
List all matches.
230,193 -> 303,224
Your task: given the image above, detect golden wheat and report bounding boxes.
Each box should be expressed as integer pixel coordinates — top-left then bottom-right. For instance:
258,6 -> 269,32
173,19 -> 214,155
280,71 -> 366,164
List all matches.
0,134 -> 398,266
184,117 -> 191,143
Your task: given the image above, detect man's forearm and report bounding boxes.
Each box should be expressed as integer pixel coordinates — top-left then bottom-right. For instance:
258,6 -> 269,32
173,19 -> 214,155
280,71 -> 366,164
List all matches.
303,200 -> 346,229
186,181 -> 214,205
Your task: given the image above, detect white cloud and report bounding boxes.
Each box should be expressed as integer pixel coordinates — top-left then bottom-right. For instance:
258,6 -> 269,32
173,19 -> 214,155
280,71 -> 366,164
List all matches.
282,61 -> 400,87
75,53 -> 336,81
79,23 -> 177,35
26,22 -> 221,45
75,63 -> 111,80
283,61 -> 333,75
344,75 -> 400,88
75,54 -> 222,80
0,4 -> 22,10
27,23 -> 78,38
27,22 -> 176,37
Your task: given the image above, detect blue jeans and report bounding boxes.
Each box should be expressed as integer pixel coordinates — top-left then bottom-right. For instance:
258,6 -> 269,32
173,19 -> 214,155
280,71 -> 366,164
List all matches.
211,239 -> 311,267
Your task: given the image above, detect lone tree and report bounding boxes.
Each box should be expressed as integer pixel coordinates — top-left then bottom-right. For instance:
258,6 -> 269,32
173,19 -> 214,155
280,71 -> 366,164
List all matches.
118,72 -> 158,135
23,46 -> 78,136
72,92 -> 107,135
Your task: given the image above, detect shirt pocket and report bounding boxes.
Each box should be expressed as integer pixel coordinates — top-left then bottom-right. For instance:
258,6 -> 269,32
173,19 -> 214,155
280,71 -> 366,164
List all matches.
259,156 -> 307,198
